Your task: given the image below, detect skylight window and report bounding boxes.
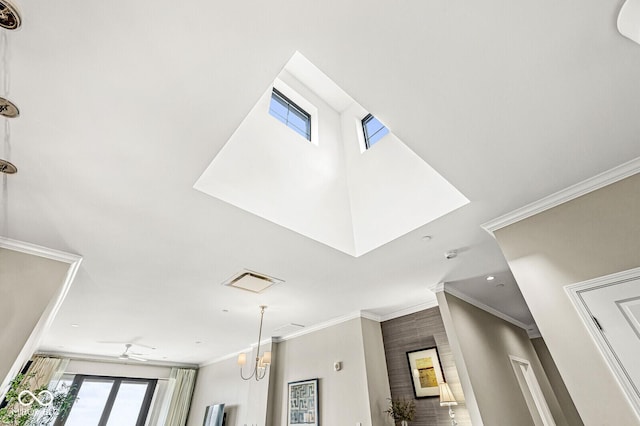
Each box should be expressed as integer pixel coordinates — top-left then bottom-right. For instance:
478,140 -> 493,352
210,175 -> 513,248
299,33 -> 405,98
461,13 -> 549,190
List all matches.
269,88 -> 311,140
362,114 -> 389,148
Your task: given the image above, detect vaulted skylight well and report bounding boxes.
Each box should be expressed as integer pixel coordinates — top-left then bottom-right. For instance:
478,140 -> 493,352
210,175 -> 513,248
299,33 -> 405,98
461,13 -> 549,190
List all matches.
269,88 -> 311,140
195,52 -> 469,257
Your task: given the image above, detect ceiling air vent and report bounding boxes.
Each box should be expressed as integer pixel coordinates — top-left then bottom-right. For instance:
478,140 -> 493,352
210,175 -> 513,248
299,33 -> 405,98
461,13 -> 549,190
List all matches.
222,270 -> 283,294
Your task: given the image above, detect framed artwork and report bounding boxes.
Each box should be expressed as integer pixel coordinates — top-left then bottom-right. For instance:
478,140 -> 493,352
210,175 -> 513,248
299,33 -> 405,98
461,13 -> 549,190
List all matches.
406,346 -> 445,398
288,378 -> 318,426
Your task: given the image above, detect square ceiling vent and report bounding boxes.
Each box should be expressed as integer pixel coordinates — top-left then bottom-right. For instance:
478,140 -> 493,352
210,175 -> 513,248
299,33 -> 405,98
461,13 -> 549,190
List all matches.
222,270 -> 283,294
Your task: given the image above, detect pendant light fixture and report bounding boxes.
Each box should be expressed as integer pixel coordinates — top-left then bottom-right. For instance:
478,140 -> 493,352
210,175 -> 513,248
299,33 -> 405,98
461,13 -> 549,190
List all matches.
0,0 -> 21,31
238,305 -> 272,381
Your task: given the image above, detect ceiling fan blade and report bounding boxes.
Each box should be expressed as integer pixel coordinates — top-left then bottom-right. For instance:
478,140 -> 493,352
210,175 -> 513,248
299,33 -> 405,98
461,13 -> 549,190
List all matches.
128,355 -> 148,362
97,341 -> 157,350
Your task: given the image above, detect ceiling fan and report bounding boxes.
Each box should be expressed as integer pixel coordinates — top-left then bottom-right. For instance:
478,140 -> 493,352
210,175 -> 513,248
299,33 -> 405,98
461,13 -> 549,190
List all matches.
118,343 -> 148,362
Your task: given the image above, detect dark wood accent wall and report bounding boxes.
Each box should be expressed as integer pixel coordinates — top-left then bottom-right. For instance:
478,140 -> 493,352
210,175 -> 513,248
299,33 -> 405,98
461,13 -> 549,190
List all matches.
381,306 -> 470,425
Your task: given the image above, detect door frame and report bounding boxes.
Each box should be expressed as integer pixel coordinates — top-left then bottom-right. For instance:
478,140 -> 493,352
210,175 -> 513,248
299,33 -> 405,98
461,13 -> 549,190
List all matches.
565,266 -> 640,416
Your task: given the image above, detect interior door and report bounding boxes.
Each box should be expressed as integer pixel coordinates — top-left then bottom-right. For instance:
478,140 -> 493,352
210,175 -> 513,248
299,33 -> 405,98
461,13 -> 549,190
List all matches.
567,267 -> 640,416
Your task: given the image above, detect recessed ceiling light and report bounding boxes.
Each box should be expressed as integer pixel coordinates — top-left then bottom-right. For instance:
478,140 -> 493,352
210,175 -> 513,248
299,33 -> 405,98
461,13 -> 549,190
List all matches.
486,276 -> 495,281
71,324 -> 79,328
496,283 -> 505,288
222,309 -> 229,313
195,341 -> 202,344
421,235 -> 432,241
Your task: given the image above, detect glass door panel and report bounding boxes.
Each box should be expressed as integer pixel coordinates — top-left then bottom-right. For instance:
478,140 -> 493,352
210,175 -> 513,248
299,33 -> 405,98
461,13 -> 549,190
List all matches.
64,379 -> 114,426
105,382 -> 149,426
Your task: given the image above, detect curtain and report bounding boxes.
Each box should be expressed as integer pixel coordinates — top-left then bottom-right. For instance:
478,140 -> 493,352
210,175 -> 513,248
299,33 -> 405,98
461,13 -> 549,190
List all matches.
21,356 -> 68,392
0,356 -> 68,423
163,368 -> 197,426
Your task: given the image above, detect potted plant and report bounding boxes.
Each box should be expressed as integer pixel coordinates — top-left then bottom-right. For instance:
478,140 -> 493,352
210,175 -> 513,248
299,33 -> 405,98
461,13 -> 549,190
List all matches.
0,373 -> 75,426
384,397 -> 416,426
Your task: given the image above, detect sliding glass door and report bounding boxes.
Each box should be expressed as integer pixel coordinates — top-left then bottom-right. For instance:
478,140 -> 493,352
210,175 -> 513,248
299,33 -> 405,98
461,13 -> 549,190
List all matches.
55,375 -> 156,426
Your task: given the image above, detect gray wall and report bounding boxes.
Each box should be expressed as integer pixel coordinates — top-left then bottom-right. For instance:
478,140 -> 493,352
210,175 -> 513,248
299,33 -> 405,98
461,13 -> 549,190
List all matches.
530,338 -> 583,426
380,306 -> 470,426
0,248 -> 69,390
362,318 -> 393,426
268,318 -> 387,426
437,292 -> 569,426
494,173 -> 640,425
188,318 -> 391,426
187,344 -> 272,426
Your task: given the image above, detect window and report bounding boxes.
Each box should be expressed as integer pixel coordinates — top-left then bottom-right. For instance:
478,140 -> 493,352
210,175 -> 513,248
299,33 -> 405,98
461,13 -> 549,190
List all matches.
362,113 -> 389,148
269,88 -> 311,140
54,375 -> 157,426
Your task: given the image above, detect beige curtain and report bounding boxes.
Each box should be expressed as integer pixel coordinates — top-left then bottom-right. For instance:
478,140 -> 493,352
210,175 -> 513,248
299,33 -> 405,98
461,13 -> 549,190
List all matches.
3,356 -> 68,421
21,355 -> 67,392
163,368 -> 197,426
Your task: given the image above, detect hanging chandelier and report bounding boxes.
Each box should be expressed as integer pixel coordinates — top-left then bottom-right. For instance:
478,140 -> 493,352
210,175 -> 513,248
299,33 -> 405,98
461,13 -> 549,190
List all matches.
237,305 -> 272,381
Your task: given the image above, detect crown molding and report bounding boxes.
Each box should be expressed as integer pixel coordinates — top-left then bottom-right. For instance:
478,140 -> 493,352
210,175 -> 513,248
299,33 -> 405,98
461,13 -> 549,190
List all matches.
377,300 -> 439,322
38,351 -> 198,370
0,236 -> 82,264
199,302 -> 443,368
444,286 -> 532,331
427,282 -> 446,294
0,238 -> 83,394
527,325 -> 542,339
482,156 -> 640,235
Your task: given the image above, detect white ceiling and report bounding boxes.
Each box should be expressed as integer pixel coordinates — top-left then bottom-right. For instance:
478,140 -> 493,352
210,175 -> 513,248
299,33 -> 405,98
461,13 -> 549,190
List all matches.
3,0 -> 640,365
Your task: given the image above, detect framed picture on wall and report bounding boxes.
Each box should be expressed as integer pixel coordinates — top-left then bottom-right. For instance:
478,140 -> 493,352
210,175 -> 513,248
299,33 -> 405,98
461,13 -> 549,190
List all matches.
288,378 -> 319,426
406,346 -> 445,398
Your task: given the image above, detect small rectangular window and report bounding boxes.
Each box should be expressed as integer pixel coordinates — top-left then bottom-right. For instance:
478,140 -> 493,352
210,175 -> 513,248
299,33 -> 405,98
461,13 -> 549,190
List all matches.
269,88 -> 311,141
362,113 -> 389,149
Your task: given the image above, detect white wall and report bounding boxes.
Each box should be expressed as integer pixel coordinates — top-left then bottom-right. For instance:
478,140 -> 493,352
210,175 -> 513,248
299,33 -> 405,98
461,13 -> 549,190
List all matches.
493,173 -> 640,425
0,248 -> 70,392
194,66 -> 355,255
63,358 -> 172,379
340,103 -> 468,256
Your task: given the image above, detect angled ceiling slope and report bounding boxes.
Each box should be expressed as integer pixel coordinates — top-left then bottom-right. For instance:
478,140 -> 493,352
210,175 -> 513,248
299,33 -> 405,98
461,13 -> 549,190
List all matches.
194,52 -> 469,257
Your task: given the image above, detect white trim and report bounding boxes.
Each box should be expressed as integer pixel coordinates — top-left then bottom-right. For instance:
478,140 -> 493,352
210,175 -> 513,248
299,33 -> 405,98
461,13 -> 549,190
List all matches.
377,300 -> 439,322
427,281 -> 446,294
199,302 -> 441,367
359,310 -> 382,322
199,312 -> 365,367
37,351 -> 198,370
509,355 -> 556,426
527,325 -> 542,339
0,238 -> 83,396
0,236 -> 82,264
444,286 -> 532,331
565,266 -> 640,418
482,156 -> 640,235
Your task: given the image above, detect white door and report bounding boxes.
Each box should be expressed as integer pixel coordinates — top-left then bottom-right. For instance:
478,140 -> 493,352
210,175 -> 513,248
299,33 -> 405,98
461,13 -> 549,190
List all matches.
566,267 -> 640,416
